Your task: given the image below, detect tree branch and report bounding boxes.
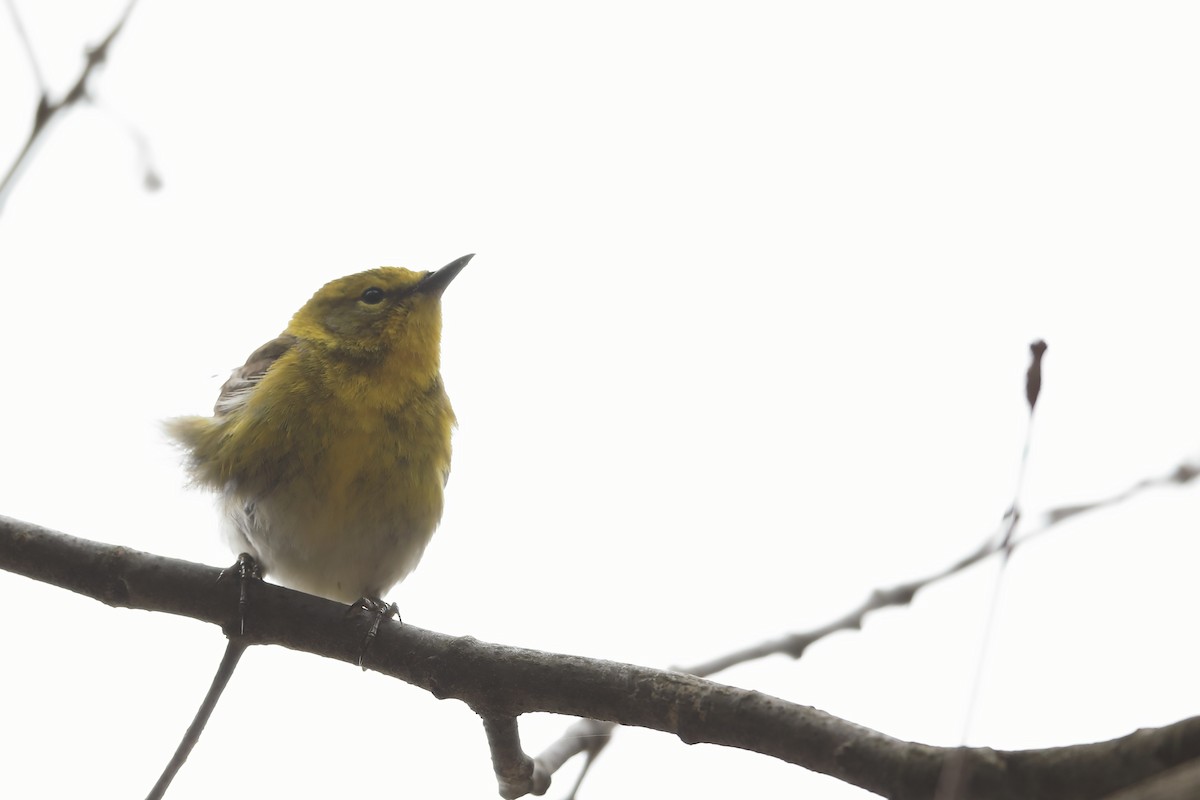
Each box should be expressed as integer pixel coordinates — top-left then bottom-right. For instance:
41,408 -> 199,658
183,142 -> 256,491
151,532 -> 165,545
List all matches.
532,718 -> 614,800
4,0 -> 47,92
679,457 -> 1200,677
533,457 -> 1200,796
0,0 -> 140,212
1100,756 -> 1200,800
483,714 -> 552,799
2,513 -> 1198,799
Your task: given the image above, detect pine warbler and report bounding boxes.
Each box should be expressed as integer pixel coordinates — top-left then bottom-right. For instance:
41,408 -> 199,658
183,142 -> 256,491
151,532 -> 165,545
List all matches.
167,254 -> 471,604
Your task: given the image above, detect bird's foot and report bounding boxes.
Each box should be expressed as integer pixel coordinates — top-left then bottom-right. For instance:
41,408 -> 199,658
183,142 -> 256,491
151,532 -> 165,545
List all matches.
348,597 -> 399,669
218,553 -> 262,637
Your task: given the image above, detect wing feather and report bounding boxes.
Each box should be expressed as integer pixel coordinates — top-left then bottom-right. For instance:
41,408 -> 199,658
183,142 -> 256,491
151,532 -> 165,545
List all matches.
214,333 -> 297,416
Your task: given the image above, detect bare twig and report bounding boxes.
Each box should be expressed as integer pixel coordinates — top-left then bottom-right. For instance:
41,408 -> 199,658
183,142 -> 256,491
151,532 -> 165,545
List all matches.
92,95 -> 163,190
495,718 -> 615,800
145,639 -> 249,800
1044,461 -> 1200,525
532,719 -> 614,800
677,456 -> 1199,678
4,0 -> 46,91
0,0 -> 140,212
2,514 -> 1200,800
937,338 -> 1050,800
536,456 -> 1200,798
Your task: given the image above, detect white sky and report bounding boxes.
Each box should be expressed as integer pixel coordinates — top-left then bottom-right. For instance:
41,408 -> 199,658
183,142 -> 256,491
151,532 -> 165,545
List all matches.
2,2 -> 1199,798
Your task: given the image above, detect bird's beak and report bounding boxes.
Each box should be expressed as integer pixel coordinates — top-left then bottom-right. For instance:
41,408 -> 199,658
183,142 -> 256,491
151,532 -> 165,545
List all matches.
419,253 -> 474,297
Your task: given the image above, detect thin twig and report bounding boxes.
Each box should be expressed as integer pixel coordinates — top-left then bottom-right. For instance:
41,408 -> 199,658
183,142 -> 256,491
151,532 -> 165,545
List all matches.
678,455 -> 1199,678
4,0 -> 46,91
145,639 -> 249,800
0,0 -> 140,212
539,456 -> 1200,798
531,719 -> 614,800
92,96 -> 163,190
938,339 -> 1049,800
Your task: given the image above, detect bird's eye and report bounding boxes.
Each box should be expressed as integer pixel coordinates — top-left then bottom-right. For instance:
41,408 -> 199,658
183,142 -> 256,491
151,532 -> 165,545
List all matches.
360,287 -> 385,305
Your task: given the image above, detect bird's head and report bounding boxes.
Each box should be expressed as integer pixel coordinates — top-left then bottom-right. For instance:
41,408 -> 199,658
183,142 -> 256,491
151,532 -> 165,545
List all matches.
287,254 -> 472,367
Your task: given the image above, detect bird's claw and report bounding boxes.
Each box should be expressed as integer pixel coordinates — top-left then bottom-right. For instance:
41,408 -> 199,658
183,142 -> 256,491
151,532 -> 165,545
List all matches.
349,597 -> 399,669
218,553 -> 262,637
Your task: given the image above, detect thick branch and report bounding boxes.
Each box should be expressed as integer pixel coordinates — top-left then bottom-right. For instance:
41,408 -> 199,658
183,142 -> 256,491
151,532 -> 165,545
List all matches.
2,514 -> 1198,800
1100,756 -> 1200,800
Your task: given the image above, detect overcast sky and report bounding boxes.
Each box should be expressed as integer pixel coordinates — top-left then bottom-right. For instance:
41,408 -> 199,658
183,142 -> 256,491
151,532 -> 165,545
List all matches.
2,2 -> 1199,798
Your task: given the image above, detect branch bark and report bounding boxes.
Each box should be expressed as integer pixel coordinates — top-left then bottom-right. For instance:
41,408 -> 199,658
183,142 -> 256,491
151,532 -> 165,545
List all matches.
2,513 -> 1197,800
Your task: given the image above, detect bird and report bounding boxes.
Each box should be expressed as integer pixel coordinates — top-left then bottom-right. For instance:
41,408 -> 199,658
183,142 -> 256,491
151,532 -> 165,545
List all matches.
166,254 -> 471,605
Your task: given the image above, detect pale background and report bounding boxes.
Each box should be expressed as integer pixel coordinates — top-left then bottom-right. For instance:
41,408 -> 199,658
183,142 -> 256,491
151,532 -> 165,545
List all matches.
1,2 -> 1198,798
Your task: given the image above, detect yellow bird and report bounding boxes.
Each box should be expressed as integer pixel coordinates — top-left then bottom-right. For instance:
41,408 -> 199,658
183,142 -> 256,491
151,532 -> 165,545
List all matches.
167,254 -> 471,604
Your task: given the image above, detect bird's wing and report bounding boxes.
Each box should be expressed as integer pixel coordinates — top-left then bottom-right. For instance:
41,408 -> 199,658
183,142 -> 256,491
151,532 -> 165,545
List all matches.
214,333 -> 298,416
